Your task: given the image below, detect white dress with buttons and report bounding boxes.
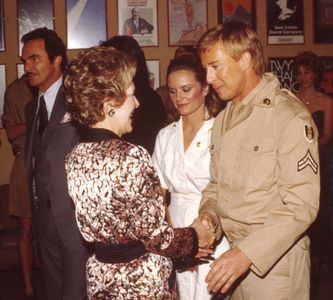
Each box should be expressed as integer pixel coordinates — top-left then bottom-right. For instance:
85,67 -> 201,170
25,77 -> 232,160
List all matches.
152,117 -> 230,300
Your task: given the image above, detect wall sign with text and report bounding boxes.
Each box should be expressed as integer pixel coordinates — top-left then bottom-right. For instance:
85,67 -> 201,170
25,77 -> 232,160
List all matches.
267,0 -> 304,44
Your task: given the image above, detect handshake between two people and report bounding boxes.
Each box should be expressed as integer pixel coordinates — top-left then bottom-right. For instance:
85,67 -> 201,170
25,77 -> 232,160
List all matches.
190,211 -> 217,258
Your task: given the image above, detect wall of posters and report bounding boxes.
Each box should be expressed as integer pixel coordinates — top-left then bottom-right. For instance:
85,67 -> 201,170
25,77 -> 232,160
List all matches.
314,0 -> 333,43
218,0 -> 255,28
66,0 -> 107,49
268,57 -> 299,93
118,0 -> 158,47
146,60 -> 160,90
168,0 -> 207,46
17,0 -> 54,53
267,0 -> 304,44
0,64 -> 6,127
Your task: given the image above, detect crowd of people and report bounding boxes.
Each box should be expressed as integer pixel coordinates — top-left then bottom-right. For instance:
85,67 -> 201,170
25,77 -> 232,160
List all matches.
0,20 -> 331,300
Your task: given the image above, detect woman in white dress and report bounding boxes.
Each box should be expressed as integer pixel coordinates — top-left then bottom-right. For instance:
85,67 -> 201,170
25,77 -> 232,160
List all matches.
152,54 -> 230,300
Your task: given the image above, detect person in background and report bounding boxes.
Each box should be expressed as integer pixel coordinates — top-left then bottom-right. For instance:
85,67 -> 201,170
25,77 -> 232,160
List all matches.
197,21 -> 320,299
123,7 -> 154,36
101,35 -> 166,154
294,50 -> 333,285
152,54 -> 229,300
64,45 -> 215,299
1,75 -> 37,299
22,28 -> 89,300
157,45 -> 198,124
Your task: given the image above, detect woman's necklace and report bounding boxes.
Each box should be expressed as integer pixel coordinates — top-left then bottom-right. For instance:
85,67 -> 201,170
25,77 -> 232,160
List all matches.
304,99 -> 311,106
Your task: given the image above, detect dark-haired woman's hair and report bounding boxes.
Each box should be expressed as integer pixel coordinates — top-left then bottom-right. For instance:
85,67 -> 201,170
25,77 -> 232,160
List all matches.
21,27 -> 68,71
294,51 -> 319,75
174,45 -> 197,58
166,54 -> 224,120
294,51 -> 321,89
101,36 -> 150,91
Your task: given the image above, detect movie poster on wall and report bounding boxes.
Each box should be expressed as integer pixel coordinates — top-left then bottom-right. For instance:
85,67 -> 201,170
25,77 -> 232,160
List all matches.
17,0 -> 54,53
268,57 -> 299,93
66,0 -> 107,49
314,0 -> 333,43
267,0 -> 304,44
218,0 -> 256,29
167,0 -> 207,46
118,0 -> 158,47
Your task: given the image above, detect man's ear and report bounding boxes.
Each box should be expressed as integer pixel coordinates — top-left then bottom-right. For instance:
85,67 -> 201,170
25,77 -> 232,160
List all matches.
54,55 -> 62,68
239,51 -> 252,71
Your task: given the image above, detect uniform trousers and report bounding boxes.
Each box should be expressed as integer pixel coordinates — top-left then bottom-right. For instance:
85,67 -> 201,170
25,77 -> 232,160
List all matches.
231,236 -> 310,300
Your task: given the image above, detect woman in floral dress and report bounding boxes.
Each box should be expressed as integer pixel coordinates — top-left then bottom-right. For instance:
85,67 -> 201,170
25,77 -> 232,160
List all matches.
64,46 -> 214,299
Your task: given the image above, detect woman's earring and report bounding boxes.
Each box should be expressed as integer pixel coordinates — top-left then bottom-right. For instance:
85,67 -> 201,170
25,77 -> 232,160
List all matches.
108,108 -> 116,117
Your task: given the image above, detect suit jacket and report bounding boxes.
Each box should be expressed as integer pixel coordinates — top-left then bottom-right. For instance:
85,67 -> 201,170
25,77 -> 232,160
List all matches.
25,87 -> 87,251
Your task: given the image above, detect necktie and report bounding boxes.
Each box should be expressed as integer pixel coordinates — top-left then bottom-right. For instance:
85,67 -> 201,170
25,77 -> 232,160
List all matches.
38,95 -> 48,136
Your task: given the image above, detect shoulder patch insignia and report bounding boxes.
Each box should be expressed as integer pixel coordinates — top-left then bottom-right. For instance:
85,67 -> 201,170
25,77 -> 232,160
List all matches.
304,125 -> 314,143
297,149 -> 318,174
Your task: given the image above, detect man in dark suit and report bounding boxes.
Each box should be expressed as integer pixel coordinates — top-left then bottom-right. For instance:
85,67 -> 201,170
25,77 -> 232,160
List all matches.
123,7 -> 154,36
22,28 -> 89,300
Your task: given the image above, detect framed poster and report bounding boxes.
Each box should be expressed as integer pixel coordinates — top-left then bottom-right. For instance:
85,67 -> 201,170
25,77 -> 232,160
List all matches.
319,57 -> 333,96
146,60 -> 160,90
268,57 -> 299,93
218,0 -> 256,29
118,0 -> 158,47
314,0 -> 333,43
168,0 -> 207,46
66,0 -> 107,49
0,65 -> 6,128
17,0 -> 54,53
267,0 -> 304,44
0,0 -> 5,51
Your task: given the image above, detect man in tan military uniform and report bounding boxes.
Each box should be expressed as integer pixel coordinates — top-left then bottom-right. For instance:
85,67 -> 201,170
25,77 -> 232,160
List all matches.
197,21 -> 320,299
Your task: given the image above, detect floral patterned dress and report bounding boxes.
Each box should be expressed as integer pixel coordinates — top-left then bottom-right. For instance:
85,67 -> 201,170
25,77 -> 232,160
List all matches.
65,128 -> 198,299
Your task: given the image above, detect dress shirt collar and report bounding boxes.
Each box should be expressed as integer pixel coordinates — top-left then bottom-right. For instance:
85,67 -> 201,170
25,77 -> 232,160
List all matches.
38,75 -> 63,119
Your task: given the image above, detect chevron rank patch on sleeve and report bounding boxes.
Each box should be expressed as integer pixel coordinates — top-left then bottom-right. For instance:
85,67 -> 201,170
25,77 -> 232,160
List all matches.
297,149 -> 318,174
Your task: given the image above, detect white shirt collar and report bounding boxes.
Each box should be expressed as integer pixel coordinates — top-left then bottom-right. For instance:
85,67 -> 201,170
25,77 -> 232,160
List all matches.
38,75 -> 63,119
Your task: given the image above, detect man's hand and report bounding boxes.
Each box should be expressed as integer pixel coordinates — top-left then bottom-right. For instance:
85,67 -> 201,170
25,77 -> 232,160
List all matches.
206,247 -> 252,294
190,217 -> 216,249
199,211 -> 217,231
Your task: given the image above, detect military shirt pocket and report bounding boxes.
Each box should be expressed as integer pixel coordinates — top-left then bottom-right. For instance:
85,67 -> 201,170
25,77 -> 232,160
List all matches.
235,136 -> 277,190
